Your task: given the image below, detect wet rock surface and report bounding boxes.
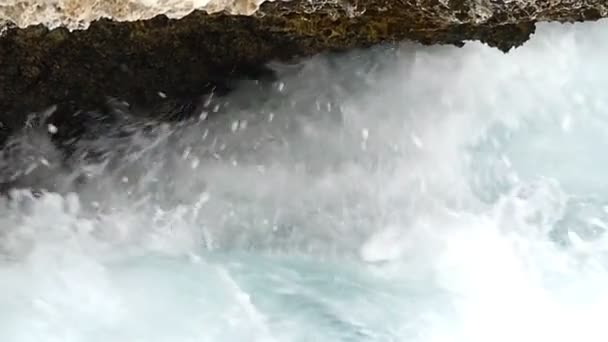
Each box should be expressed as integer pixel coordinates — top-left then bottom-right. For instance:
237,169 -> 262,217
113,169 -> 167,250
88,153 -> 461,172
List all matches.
0,0 -> 606,143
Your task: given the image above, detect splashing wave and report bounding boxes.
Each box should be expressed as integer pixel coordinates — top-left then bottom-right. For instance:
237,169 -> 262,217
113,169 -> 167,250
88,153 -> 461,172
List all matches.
1,20 -> 608,342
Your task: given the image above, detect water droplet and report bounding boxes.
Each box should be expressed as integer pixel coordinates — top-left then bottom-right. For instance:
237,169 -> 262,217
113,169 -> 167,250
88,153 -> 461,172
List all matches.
501,155 -> 512,168
361,128 -> 369,140
188,253 -> 202,264
411,134 -> 423,148
191,158 -> 200,169
182,147 -> 191,159
24,163 -> 37,175
204,93 -> 214,108
199,192 -> 210,204
561,115 -> 572,132
47,124 -> 58,134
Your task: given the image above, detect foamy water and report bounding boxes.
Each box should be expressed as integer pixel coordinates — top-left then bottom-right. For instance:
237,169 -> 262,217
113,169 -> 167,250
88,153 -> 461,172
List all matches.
1,20 -> 608,342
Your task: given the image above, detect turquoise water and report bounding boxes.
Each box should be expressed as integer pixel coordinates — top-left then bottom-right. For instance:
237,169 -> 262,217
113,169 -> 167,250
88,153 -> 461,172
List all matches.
2,21 -> 608,342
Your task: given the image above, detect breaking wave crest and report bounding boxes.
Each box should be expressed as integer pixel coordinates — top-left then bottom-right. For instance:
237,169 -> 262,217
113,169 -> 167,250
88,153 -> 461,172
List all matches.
1,21 -> 608,342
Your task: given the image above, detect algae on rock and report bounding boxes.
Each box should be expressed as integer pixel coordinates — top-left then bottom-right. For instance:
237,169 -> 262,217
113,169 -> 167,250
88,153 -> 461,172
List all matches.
0,0 -> 606,129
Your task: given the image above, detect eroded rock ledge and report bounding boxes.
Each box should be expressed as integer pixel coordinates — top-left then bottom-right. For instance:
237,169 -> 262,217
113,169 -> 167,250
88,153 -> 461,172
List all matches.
0,0 -> 607,126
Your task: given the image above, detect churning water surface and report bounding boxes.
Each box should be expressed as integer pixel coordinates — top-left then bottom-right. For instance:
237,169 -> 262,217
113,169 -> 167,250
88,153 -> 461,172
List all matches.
2,21 -> 608,342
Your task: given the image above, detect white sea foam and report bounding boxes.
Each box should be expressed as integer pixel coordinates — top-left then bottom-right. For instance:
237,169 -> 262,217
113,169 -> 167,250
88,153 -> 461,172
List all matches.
0,20 -> 608,342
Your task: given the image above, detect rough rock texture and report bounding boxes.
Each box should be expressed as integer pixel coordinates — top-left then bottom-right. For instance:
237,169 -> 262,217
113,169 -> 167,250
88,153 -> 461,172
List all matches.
0,0 -> 270,30
0,0 -> 607,132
